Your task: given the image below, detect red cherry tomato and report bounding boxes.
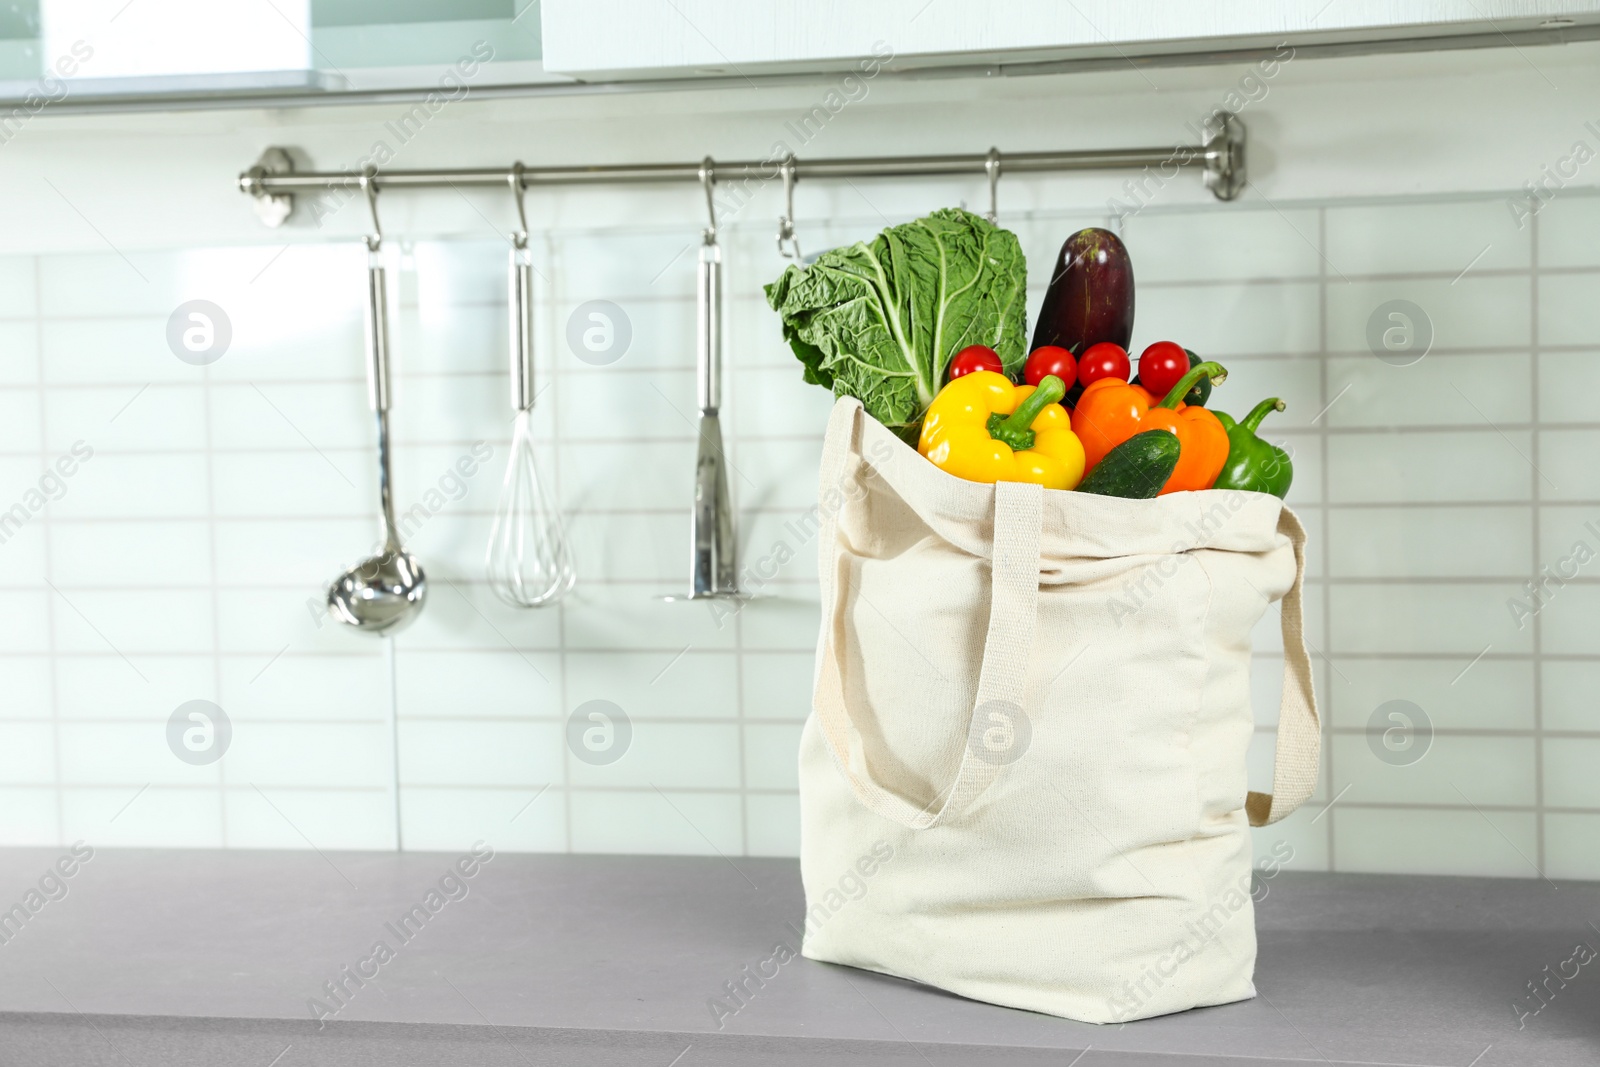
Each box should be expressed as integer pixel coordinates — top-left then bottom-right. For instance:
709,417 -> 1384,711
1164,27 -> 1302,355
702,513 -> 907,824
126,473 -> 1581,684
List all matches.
1077,343 -> 1130,387
1023,345 -> 1077,389
1138,341 -> 1190,400
947,345 -> 1003,381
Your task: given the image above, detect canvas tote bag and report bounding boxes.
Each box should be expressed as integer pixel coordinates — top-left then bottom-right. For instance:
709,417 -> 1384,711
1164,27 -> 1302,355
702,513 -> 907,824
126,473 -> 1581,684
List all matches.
797,397 -> 1320,1024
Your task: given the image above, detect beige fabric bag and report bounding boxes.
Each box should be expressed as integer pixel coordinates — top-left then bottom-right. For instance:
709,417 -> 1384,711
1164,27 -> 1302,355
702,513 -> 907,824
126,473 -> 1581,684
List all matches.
798,397 -> 1319,1024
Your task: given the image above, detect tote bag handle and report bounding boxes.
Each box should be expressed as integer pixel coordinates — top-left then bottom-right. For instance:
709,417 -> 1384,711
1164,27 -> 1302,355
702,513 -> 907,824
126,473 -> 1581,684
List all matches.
1246,506 -> 1321,826
811,398 -> 1042,830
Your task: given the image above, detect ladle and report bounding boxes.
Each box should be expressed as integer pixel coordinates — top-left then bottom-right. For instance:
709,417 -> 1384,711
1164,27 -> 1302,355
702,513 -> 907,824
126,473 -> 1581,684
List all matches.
326,168 -> 428,634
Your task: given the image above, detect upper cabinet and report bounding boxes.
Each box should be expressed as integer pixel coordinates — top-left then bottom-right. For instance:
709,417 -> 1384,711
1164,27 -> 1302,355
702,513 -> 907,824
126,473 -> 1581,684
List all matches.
539,0 -> 1600,79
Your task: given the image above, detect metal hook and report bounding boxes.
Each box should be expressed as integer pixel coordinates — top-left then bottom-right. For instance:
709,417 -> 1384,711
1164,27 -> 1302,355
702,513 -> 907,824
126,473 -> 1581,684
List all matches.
360,165 -> 382,252
698,156 -> 717,245
508,161 -> 529,250
984,147 -> 1001,224
776,154 -> 802,260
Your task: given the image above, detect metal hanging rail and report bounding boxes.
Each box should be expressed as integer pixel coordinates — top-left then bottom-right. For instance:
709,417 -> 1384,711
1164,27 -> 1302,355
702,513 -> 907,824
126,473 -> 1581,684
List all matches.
238,114 -> 1245,226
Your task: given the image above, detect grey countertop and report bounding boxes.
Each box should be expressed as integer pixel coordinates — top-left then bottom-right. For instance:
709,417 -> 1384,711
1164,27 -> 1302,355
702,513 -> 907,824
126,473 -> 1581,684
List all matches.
0,846 -> 1594,1066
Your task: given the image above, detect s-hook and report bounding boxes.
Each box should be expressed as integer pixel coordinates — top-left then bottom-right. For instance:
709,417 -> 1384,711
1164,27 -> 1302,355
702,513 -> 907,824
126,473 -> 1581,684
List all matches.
776,154 -> 802,260
985,147 -> 1001,224
698,155 -> 718,245
361,165 -> 383,252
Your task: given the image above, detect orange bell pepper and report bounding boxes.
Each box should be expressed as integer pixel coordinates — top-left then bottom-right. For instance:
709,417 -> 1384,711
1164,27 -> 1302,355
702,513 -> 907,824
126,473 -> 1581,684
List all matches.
1070,361 -> 1230,494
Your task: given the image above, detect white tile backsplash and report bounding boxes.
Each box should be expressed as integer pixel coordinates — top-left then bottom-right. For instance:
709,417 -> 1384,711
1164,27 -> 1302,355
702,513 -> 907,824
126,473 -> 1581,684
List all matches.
0,186 -> 1594,882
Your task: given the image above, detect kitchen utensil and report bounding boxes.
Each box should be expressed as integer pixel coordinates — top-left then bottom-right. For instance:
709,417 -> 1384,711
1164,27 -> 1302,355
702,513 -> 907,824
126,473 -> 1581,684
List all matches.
327,171 -> 428,634
486,163 -> 575,608
683,158 -> 738,599
776,153 -> 801,260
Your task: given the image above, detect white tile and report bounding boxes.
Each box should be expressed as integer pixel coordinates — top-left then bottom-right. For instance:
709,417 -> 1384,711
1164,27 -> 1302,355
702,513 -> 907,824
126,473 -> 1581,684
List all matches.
550,231 -> 700,302
562,583 -> 735,651
561,439 -> 695,514
741,653 -> 813,721
50,520 -> 212,588
0,389 -> 40,452
734,437 -> 826,512
1330,735 -> 1535,807
51,589 -> 213,656
1332,807 -> 1538,878
552,297 -> 695,372
0,257 -> 37,319
0,788 -> 59,845
744,723 -> 801,791
1541,661 -> 1600,732
561,366 -> 697,442
58,654 -> 213,722
58,719 -> 217,787
388,441 -> 504,519
0,518 -> 48,585
224,786 -> 391,850
565,650 -> 738,720
220,651 -> 387,723
210,450 -> 373,518
1537,430 -> 1600,501
1324,200 -> 1528,275
1539,274 -> 1600,347
0,591 -> 51,653
50,452 -> 212,519
738,591 -> 821,652
729,368 -> 836,440
1325,354 -> 1530,429
400,787 -> 566,852
0,658 -> 52,719
216,587 -> 368,656
395,651 -> 560,719
393,579 -> 563,653
63,786 -> 222,848
39,318 -> 198,386
1543,738 -> 1600,810
1536,195 -> 1600,268
746,792 -> 800,857
1125,208 -> 1322,283
1537,506 -> 1600,564
225,721 -> 392,788
1327,657 -> 1533,732
567,719 -> 741,790
1327,506 -> 1528,578
1326,276 -> 1529,353
1131,281 -> 1321,357
1545,814 -> 1600,880
1328,583 -> 1529,656
45,384 -> 206,453
568,789 -> 742,855
399,719 -> 564,787
209,381 -> 370,452
1538,585 -> 1600,656
0,723 -> 54,784
1535,351 -> 1600,424
1326,430 -> 1532,504
0,323 -> 40,385
739,510 -> 821,586
1250,656 -> 1330,732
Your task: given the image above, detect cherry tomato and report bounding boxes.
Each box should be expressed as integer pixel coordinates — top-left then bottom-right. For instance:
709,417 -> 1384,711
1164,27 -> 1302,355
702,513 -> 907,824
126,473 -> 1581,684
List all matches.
1077,343 -> 1130,387
1023,345 -> 1076,389
947,345 -> 1003,381
1138,341 -> 1190,401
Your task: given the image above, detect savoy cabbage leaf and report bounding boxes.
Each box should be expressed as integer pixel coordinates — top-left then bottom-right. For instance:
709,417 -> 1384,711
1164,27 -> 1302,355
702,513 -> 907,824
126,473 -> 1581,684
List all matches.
764,208 -> 1027,437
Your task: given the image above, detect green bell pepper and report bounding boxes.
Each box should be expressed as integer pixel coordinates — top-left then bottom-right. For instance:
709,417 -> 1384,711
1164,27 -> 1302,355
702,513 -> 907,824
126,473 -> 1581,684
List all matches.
1212,398 -> 1292,498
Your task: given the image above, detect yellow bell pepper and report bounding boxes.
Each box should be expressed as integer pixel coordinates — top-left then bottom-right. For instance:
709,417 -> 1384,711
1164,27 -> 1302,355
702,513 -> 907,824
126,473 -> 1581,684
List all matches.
918,372 -> 1085,490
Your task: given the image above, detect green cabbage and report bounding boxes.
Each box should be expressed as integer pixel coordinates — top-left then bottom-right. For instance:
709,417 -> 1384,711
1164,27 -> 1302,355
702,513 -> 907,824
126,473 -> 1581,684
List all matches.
764,208 -> 1027,438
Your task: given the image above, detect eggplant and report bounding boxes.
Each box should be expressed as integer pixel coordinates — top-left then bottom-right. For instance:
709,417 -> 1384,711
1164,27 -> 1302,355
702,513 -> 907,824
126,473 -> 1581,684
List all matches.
1030,227 -> 1134,355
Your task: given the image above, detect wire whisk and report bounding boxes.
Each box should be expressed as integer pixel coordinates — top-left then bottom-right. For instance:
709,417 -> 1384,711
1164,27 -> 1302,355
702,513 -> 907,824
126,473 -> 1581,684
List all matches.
485,165 -> 574,608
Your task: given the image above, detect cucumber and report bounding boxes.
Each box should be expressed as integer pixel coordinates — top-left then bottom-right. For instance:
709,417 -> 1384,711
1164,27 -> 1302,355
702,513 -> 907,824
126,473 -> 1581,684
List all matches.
1076,430 -> 1179,499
